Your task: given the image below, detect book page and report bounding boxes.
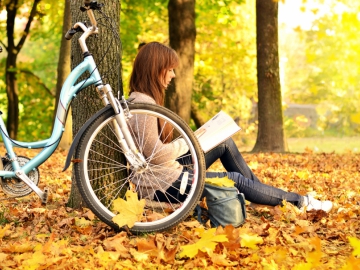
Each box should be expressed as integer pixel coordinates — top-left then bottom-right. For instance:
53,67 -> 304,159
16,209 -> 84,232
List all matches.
194,111 -> 241,153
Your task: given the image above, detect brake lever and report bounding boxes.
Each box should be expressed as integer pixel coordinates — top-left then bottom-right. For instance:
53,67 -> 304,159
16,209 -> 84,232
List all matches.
64,22 -> 88,40
65,29 -> 78,40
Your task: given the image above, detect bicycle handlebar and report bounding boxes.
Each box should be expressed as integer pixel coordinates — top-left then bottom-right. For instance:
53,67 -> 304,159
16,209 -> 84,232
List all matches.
65,1 -> 104,53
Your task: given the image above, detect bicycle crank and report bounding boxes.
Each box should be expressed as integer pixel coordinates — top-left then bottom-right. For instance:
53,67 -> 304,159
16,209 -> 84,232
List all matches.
1,156 -> 47,203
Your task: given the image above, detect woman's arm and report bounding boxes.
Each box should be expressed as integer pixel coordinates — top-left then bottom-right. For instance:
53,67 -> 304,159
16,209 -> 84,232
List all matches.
130,113 -> 188,165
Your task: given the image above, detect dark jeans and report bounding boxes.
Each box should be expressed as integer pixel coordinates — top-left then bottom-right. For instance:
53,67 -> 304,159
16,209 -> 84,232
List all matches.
157,138 -> 303,208
204,138 -> 304,208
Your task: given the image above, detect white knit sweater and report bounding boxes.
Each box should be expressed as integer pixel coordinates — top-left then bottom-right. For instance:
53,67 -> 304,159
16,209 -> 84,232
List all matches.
128,92 -> 189,199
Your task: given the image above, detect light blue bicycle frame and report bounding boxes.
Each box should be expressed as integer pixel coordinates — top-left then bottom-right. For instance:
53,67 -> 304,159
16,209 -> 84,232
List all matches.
0,55 -> 102,178
0,5 -> 146,203
0,5 -> 107,202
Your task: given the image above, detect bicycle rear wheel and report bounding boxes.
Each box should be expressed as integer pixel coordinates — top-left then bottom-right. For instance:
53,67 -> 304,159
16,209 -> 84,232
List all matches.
74,103 -> 205,233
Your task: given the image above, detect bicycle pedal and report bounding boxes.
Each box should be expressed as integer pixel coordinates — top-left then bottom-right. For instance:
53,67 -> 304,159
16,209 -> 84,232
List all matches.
41,188 -> 49,205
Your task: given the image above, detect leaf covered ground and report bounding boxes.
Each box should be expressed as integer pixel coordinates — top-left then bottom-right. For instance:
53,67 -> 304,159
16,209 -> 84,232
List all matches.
0,146 -> 359,269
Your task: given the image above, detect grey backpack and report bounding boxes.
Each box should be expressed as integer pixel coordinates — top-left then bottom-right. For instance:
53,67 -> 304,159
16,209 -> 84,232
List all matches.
196,183 -> 247,227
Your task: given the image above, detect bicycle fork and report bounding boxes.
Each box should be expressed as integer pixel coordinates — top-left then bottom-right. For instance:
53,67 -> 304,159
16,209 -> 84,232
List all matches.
96,84 -> 147,171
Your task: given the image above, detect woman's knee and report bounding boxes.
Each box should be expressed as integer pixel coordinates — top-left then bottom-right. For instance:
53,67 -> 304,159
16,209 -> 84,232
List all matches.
223,138 -> 240,152
223,137 -> 235,147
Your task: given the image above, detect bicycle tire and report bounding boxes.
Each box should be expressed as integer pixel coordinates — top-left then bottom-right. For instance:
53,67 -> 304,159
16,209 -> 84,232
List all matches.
74,103 -> 205,233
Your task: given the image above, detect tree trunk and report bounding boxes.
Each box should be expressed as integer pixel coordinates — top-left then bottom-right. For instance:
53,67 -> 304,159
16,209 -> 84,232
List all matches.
166,0 -> 196,123
252,0 -> 285,153
67,0 -> 121,209
5,0 -> 41,139
5,54 -> 19,139
53,0 -> 72,151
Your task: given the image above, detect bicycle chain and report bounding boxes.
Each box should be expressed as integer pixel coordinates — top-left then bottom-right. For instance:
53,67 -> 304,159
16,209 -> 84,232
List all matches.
1,156 -> 15,202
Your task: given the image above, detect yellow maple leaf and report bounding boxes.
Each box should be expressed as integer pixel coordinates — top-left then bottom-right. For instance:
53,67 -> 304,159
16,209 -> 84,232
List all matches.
4,243 -> 34,253
348,237 -> 360,257
296,170 -> 309,180
0,224 -> 11,239
112,190 -> 145,228
0,252 -> 8,263
75,217 -> 93,227
130,248 -> 149,262
261,258 -> 279,270
205,176 -> 234,187
240,233 -> 263,250
292,262 -> 313,270
178,228 -> 228,258
211,253 -> 238,266
42,233 -> 55,253
21,250 -> 47,270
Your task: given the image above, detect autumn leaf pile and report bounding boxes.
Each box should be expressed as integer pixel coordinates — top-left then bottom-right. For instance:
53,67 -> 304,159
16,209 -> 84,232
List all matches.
0,146 -> 359,269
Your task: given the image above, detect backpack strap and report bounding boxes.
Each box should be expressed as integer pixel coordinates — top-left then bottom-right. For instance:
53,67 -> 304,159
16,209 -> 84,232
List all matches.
195,205 -> 221,228
238,193 -> 247,220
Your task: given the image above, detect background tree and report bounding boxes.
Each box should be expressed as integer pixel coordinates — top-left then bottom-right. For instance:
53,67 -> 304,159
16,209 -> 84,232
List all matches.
53,0 -> 72,150
120,0 -> 256,130
67,0 -> 121,208
120,0 -> 168,95
0,1 -> 63,141
192,0 -> 255,130
3,0 -> 41,139
252,0 -> 285,153
165,0 -> 196,123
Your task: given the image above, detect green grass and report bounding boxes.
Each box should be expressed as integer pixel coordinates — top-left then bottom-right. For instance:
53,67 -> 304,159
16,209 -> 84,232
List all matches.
236,135 -> 360,154
1,135 -> 359,157
286,137 -> 360,154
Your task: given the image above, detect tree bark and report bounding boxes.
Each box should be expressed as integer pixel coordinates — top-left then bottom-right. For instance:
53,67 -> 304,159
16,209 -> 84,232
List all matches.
166,0 -> 196,123
54,0 -> 72,151
67,0 -> 121,209
252,0 -> 285,153
5,0 -> 41,139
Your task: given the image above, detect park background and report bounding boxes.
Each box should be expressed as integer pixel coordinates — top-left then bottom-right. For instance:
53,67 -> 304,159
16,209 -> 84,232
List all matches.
0,0 -> 359,153
0,0 -> 360,269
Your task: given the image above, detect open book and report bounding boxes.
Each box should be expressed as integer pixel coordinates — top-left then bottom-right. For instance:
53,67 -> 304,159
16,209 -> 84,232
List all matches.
194,111 -> 241,153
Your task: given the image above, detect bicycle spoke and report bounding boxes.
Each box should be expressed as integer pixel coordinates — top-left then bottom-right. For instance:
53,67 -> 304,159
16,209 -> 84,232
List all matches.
74,104 -> 205,232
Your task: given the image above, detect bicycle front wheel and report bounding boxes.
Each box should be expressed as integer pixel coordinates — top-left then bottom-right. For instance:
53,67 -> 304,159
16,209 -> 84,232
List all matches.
74,103 -> 205,233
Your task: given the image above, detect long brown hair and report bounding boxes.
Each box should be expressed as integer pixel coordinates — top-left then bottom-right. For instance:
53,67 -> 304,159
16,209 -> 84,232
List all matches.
129,42 -> 179,143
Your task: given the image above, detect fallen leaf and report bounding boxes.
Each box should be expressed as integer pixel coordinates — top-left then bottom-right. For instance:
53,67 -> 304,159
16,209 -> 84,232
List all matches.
240,233 -> 263,250
112,190 -> 146,228
75,217 -> 93,227
348,237 -> 360,257
211,253 -> 238,266
178,228 -> 228,258
0,224 -> 11,239
205,176 -> 235,187
130,248 -> 149,262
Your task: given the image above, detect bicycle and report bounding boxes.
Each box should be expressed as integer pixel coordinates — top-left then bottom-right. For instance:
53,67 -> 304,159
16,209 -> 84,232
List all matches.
0,1 -> 205,233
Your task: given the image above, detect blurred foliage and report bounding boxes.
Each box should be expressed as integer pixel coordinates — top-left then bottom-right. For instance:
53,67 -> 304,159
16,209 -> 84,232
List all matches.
121,0 -> 256,136
193,0 -> 256,132
0,0 -> 360,142
281,0 -> 360,136
120,0 -> 168,96
0,1 -> 63,141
